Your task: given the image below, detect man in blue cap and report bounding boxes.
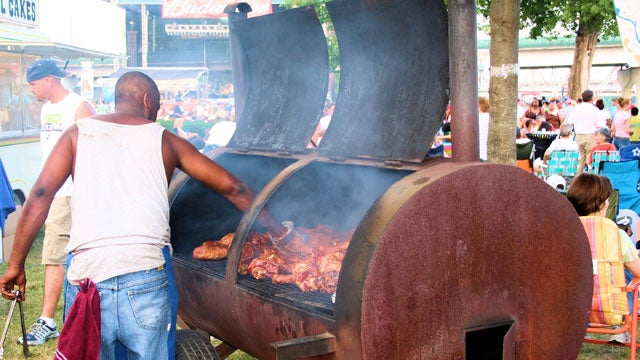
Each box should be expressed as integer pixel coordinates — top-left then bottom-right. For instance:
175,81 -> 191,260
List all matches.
18,58 -> 95,346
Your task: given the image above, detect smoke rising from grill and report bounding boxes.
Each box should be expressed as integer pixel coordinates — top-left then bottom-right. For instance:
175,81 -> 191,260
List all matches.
255,162 -> 411,232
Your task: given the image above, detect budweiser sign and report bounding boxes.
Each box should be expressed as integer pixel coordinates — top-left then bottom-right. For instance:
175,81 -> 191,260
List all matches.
162,0 -> 272,18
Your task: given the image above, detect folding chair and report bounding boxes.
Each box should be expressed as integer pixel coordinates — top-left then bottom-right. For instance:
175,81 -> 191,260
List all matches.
516,140 -> 533,173
590,150 -> 621,174
542,150 -> 579,189
620,144 -> 640,162
582,216 -> 640,359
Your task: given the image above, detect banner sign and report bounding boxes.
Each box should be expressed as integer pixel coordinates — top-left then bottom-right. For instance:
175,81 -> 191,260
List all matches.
614,0 -> 640,67
0,0 -> 39,27
162,0 -> 272,19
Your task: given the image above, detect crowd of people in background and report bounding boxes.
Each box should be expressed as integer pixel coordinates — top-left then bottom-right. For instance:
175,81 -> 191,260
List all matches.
89,96 -> 239,152
431,90 -> 638,176
511,90 -> 639,180
158,98 -> 236,123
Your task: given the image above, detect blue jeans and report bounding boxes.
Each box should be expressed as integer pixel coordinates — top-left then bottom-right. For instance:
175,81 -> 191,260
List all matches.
64,247 -> 178,360
614,137 -> 631,150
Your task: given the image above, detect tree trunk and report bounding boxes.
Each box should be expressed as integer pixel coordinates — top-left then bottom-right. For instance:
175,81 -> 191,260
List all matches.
488,0 -> 520,164
567,26 -> 599,100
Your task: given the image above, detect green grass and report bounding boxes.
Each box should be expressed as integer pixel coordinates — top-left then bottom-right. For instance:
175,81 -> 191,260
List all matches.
0,230 -> 60,360
579,336 -> 633,359
0,232 -> 631,359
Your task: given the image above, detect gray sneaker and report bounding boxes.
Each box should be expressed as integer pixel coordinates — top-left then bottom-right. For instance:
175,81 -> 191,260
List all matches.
17,319 -> 60,346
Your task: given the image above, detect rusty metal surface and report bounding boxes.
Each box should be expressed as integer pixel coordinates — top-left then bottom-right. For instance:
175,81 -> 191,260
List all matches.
173,155 -> 415,359
320,0 -> 449,163
448,0 -> 479,162
354,163 -> 592,359
175,259 -> 336,360
172,159 -> 593,359
226,6 -> 328,152
271,333 -> 336,360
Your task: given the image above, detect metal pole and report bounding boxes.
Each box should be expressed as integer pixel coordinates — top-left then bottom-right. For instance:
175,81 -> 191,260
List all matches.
448,0 -> 479,162
141,4 -> 148,68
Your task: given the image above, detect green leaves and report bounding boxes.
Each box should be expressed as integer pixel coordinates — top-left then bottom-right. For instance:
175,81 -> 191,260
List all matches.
477,0 -> 619,39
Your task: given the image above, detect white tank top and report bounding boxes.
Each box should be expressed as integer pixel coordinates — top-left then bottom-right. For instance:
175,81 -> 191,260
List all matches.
67,117 -> 170,283
40,92 -> 85,198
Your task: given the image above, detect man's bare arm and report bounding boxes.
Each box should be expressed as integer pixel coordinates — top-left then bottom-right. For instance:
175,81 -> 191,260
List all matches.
163,132 -> 286,236
0,128 -> 76,300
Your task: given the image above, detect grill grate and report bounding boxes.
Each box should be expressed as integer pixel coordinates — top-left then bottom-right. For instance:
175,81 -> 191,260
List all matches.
236,274 -> 334,317
174,253 -> 227,278
174,254 -> 334,317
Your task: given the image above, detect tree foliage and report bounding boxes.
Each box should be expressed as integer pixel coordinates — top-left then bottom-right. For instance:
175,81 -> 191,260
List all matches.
478,0 -> 619,99
477,0 -> 618,40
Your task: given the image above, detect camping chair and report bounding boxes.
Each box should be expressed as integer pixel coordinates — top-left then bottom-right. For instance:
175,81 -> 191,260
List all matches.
541,150 -> 579,189
516,140 -> 533,173
620,144 -> 640,162
582,216 -> 640,359
590,150 -> 621,174
600,160 -> 640,217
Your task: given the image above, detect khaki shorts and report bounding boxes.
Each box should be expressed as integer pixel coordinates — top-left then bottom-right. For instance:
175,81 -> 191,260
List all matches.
42,196 -> 71,265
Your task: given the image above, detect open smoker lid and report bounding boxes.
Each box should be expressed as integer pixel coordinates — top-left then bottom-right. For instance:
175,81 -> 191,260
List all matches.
227,6 -> 329,152
319,0 -> 449,163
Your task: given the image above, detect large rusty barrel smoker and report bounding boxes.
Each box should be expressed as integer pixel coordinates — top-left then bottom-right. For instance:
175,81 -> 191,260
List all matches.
169,0 -> 593,358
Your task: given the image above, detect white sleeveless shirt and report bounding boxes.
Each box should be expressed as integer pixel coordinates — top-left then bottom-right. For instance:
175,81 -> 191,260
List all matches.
67,117 -> 170,283
40,92 -> 84,198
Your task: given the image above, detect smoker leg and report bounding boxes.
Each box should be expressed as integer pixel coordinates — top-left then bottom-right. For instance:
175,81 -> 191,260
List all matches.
215,342 -> 238,359
271,332 -> 336,360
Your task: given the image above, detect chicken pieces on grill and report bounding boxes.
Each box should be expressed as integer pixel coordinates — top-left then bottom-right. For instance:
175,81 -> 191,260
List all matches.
192,232 -> 235,260
193,225 -> 352,294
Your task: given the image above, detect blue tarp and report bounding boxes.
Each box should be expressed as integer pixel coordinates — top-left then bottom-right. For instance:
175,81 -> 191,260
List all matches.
0,158 -> 16,233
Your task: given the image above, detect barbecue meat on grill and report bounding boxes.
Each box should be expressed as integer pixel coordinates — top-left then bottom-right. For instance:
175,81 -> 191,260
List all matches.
192,241 -> 228,260
192,233 -> 235,260
193,225 -> 353,293
245,225 -> 352,293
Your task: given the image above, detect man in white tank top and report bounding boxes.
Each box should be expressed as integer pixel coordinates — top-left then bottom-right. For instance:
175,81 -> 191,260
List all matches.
0,71 -> 288,359
19,58 -> 96,346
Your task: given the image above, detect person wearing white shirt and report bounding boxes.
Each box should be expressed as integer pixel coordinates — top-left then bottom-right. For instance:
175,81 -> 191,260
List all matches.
543,123 -> 579,162
565,89 -> 603,174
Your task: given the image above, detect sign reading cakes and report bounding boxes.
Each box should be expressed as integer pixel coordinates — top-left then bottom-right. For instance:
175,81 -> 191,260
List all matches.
0,0 -> 38,27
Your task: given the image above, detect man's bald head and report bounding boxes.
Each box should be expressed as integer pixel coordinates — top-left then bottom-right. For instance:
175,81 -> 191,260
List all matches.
115,71 -> 161,120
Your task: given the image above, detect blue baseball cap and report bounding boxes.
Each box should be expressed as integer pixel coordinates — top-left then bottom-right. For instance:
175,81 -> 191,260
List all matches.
26,58 -> 70,82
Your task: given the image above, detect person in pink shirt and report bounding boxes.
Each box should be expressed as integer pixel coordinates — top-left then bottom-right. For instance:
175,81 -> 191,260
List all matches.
611,97 -> 633,150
